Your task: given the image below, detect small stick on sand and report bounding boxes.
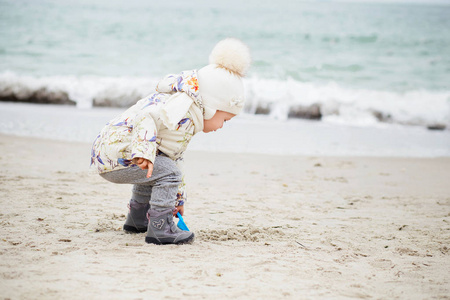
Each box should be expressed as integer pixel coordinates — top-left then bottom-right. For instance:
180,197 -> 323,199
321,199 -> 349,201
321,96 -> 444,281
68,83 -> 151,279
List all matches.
296,241 -> 308,249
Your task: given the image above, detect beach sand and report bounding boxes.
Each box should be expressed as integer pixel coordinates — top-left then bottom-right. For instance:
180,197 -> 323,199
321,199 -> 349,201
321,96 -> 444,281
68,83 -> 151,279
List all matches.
0,133 -> 449,299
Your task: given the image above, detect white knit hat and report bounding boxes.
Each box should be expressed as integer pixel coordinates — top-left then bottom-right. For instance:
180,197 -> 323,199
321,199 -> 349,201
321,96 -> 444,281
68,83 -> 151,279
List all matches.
198,38 -> 251,119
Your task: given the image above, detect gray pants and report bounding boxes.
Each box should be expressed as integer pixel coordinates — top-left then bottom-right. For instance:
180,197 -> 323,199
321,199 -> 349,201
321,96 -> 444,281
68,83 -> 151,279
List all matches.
100,155 -> 181,210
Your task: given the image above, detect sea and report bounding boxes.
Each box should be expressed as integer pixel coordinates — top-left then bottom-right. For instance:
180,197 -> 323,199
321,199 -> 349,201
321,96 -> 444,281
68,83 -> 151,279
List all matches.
1,0 -> 449,156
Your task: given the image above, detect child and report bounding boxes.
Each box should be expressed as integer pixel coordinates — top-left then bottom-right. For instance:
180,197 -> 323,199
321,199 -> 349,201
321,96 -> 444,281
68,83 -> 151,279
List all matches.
90,38 -> 251,245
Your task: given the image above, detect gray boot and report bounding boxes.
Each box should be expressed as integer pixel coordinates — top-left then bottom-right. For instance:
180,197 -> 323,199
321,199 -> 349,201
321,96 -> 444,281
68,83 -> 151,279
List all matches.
145,209 -> 194,245
123,200 -> 150,233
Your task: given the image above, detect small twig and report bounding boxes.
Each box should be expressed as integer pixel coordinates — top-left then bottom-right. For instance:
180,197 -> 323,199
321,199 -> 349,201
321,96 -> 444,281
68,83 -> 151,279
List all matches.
295,241 -> 308,249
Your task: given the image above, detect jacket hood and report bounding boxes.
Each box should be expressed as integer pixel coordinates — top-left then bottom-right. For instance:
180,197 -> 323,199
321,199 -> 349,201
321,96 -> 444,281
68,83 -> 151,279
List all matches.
156,70 -> 204,112
156,70 -> 205,133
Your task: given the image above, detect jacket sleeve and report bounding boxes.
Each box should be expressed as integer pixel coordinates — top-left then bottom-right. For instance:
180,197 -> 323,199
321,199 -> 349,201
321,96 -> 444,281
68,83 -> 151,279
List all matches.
175,158 -> 187,206
156,74 -> 178,94
129,111 -> 158,164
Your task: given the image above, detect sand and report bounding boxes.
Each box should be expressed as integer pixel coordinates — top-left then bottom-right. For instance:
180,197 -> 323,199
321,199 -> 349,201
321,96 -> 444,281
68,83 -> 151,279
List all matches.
0,133 -> 449,299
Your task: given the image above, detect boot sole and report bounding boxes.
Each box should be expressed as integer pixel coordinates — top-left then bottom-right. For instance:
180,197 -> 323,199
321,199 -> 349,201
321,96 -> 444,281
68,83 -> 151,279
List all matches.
145,233 -> 195,245
123,224 -> 147,233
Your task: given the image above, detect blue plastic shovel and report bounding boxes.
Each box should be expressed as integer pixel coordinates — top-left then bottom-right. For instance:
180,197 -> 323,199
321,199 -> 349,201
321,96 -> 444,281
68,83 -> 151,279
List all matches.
176,212 -> 190,231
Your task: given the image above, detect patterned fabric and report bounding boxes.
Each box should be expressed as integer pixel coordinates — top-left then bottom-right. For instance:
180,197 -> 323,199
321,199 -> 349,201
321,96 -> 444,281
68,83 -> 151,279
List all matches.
91,70 -> 204,206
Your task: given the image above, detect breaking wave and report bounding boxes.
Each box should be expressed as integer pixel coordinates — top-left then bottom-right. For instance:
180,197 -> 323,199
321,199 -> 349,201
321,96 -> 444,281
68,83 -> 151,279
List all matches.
0,72 -> 449,130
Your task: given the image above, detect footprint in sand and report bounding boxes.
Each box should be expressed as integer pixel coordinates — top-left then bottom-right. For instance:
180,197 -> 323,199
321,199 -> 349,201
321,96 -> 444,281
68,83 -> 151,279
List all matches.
198,225 -> 285,242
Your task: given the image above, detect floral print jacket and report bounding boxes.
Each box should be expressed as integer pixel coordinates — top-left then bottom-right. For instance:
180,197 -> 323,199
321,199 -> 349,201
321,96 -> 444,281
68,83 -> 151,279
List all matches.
90,70 -> 204,206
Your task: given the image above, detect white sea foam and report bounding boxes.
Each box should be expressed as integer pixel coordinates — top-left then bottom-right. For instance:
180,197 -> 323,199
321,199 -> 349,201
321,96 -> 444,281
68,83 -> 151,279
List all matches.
246,77 -> 450,129
1,72 -> 449,130
0,72 -> 158,109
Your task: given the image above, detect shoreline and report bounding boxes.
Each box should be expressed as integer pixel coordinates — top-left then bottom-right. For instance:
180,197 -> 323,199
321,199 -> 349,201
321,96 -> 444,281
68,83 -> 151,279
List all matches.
1,102 -> 450,158
0,133 -> 449,299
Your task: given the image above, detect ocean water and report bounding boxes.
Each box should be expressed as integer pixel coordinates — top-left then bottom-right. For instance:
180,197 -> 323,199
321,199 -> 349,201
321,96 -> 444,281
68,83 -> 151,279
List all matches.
1,0 -> 450,129
1,102 -> 449,157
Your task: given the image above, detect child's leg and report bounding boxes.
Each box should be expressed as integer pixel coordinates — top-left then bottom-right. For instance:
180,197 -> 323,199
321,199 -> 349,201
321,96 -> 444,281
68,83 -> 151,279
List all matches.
120,185 -> 151,233
147,155 -> 182,211
101,171 -> 153,233
142,155 -> 194,244
99,155 -> 194,244
132,184 -> 152,204
100,155 -> 180,209
119,185 -> 150,233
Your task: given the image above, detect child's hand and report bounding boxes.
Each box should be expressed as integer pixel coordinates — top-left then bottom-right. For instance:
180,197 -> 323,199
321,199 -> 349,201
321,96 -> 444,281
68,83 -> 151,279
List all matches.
173,205 -> 184,217
133,157 -> 153,178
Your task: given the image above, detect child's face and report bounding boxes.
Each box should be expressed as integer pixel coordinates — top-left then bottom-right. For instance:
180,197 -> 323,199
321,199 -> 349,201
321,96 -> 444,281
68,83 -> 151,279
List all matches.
203,110 -> 236,133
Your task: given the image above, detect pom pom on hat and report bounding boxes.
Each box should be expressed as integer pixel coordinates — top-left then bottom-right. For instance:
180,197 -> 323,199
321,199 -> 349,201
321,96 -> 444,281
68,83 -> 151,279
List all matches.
198,38 -> 251,118
209,38 -> 251,77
